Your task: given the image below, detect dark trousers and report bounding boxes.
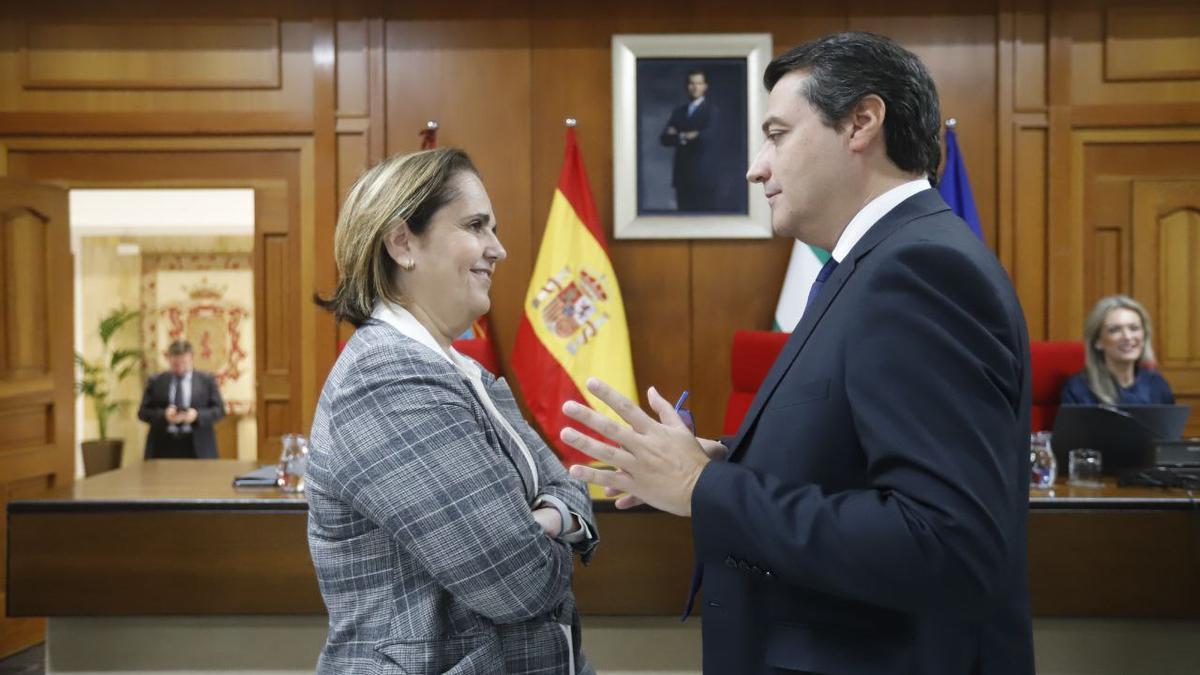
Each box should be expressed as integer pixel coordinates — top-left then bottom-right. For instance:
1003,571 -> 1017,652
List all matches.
153,432 -> 196,459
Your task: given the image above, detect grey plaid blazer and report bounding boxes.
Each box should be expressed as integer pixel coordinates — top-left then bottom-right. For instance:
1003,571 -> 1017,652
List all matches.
307,320 -> 598,674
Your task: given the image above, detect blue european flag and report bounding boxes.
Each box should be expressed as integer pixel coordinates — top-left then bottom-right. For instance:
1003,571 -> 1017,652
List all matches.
937,124 -> 984,241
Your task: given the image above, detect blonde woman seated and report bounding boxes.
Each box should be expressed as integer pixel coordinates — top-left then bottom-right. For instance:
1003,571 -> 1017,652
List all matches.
1060,295 -> 1174,406
309,148 -> 597,674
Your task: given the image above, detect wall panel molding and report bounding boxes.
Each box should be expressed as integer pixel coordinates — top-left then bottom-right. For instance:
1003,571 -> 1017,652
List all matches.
21,19 -> 282,90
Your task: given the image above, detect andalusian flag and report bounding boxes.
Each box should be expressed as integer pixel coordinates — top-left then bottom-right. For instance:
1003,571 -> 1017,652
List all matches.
511,127 -> 637,465
774,241 -> 830,331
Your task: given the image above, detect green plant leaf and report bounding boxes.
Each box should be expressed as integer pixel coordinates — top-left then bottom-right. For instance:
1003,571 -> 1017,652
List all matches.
98,307 -> 140,346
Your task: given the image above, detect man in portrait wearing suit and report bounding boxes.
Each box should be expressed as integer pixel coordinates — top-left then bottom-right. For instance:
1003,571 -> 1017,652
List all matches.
659,69 -> 720,211
138,339 -> 225,459
562,32 -> 1034,674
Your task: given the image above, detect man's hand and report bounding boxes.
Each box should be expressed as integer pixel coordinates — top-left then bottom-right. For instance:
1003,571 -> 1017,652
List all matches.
602,437 -> 727,508
665,126 -> 678,135
165,405 -> 179,423
560,380 -> 710,517
532,507 -> 563,538
182,408 -> 199,424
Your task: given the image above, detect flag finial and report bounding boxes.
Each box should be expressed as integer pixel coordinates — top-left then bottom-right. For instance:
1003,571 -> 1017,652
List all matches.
425,120 -> 439,130
564,117 -> 577,127
945,118 -> 957,129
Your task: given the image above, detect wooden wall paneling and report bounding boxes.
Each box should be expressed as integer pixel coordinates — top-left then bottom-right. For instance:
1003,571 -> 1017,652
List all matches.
1130,177 -> 1200,437
1104,6 -> 1200,82
1012,122 -> 1049,339
0,16 -> 317,121
997,3 -> 1017,276
1091,228 -> 1122,300
20,18 -> 282,90
384,8 -> 533,367
311,16 -> 337,422
1066,2 -> 1200,107
1013,0 -> 1047,113
0,177 -> 73,659
335,16 -> 368,117
850,1 -> 998,249
0,206 -> 47,374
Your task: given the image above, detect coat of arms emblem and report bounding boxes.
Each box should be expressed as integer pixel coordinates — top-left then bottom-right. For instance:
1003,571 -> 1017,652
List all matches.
532,265 -> 612,355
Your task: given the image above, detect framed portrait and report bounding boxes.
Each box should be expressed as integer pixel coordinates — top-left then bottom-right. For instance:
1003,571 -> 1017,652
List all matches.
612,33 -> 772,239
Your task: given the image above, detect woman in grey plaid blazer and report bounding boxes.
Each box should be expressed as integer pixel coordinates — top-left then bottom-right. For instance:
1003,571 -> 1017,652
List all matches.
310,148 -> 598,674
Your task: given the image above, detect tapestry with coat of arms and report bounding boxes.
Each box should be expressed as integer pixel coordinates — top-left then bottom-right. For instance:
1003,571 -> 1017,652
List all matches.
140,254 -> 255,416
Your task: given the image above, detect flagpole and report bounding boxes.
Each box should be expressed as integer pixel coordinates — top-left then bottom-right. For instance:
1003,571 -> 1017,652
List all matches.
419,120 -> 439,149
564,117 -> 577,127
945,117 -> 957,129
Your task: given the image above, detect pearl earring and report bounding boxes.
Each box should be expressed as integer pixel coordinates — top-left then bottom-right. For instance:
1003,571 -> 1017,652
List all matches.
401,259 -> 415,271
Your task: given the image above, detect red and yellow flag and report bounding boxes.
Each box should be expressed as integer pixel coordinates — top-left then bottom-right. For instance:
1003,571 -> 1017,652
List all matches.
511,127 -> 637,465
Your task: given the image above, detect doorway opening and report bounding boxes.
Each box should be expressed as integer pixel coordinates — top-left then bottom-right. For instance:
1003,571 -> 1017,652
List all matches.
69,188 -> 257,475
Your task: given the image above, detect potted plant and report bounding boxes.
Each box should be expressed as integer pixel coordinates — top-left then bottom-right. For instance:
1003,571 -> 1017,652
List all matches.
75,306 -> 143,476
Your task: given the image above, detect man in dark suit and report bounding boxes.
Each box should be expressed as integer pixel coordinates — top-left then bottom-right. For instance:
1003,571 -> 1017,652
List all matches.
138,340 -> 225,459
659,69 -> 720,211
562,32 -> 1034,674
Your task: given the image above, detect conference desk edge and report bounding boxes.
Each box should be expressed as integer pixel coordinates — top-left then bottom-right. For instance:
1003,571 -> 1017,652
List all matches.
7,461 -> 1199,618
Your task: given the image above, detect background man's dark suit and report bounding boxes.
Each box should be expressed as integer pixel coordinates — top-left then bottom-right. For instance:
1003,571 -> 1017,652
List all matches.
690,190 -> 1034,674
137,370 -> 225,459
659,100 -> 719,211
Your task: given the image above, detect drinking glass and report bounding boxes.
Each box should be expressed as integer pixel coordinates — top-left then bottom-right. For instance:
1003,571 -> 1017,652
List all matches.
1068,448 -> 1102,488
277,434 -> 310,493
1030,431 -> 1056,489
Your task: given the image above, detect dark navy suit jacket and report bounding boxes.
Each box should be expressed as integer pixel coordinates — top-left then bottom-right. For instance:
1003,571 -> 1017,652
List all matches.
659,99 -> 719,209
690,190 -> 1035,674
137,370 -> 225,459
1060,368 -> 1174,405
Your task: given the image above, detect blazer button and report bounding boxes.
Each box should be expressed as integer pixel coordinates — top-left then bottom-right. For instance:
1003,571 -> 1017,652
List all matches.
764,570 -> 775,579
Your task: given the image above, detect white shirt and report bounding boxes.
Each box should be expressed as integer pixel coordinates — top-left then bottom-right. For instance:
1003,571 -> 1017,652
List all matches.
168,370 -> 193,409
687,96 -> 705,117
829,178 -> 931,263
167,370 -> 193,433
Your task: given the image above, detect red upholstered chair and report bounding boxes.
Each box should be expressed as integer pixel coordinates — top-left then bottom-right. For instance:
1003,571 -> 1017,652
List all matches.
723,330 -> 790,435
1029,341 -> 1085,432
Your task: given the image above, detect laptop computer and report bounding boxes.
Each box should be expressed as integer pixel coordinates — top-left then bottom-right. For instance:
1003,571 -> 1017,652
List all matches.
1050,404 -> 1191,474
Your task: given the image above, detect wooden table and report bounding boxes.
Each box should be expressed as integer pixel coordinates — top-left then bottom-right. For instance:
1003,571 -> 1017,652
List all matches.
7,460 -> 1199,617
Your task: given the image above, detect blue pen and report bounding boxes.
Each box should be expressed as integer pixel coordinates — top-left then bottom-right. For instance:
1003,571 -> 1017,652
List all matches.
673,391 -> 690,411
673,390 -> 695,433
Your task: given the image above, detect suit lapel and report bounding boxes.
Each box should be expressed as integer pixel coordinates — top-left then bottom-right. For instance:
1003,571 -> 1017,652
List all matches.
726,190 -> 950,461
725,256 -> 855,461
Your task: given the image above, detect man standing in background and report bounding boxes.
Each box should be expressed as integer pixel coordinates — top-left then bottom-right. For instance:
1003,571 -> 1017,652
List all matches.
138,340 -> 225,459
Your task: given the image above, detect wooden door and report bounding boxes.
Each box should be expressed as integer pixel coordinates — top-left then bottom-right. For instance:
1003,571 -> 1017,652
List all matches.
1131,178 -> 1200,435
0,177 -> 74,658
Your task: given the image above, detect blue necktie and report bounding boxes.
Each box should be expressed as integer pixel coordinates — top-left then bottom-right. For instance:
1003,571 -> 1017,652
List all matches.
804,258 -> 839,314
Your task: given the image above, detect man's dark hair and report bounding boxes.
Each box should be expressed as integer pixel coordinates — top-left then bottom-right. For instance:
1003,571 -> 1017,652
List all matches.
687,69 -> 706,82
167,340 -> 193,356
764,32 -> 942,184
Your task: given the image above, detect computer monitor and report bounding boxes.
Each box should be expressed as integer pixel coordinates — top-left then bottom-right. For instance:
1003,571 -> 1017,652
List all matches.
1050,404 -> 1190,474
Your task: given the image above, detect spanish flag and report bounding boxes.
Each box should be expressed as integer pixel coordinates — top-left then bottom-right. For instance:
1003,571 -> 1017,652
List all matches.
511,127 -> 637,465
